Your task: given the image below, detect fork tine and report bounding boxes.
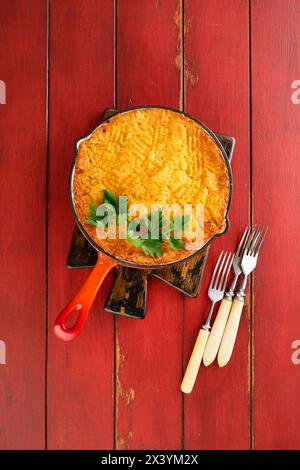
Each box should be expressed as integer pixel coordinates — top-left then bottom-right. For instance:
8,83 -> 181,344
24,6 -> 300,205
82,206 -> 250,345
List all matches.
243,225 -> 256,255
220,252 -> 234,291
209,251 -> 224,290
248,226 -> 262,255
236,227 -> 249,256
245,225 -> 259,254
250,226 -> 266,255
254,226 -> 268,255
213,251 -> 228,289
241,225 -> 255,255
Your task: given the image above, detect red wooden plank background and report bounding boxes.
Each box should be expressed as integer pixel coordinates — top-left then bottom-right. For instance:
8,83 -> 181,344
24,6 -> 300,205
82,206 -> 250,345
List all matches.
251,0 -> 300,450
47,0 -> 115,449
0,0 -> 299,450
0,0 -> 47,450
116,0 -> 184,450
183,0 -> 250,449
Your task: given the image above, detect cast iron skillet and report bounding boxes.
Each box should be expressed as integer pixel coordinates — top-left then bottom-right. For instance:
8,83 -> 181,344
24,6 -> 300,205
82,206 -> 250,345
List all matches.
54,106 -> 233,341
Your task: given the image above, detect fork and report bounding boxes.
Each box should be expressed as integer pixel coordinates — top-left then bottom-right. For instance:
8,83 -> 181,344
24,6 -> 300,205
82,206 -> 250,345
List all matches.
181,251 -> 233,393
218,226 -> 268,367
203,227 -> 252,366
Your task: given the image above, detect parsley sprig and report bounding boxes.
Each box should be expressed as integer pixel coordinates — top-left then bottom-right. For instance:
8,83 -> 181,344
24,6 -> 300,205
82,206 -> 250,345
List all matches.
86,190 -> 188,258
86,190 -> 119,227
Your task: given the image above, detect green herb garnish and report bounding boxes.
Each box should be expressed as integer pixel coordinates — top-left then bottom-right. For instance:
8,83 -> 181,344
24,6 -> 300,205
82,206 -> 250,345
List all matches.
86,190 -> 187,258
103,189 -> 118,210
86,202 -> 107,227
167,236 -> 185,250
140,240 -> 164,258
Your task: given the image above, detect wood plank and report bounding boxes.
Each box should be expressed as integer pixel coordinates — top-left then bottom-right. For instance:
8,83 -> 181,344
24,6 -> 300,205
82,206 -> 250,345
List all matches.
116,0 -> 184,450
183,0 -> 250,449
251,0 -> 300,449
0,0 -> 47,449
47,0 -> 115,449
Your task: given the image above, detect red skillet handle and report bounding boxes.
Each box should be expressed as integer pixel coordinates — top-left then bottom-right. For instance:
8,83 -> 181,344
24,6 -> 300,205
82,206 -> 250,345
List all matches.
54,252 -> 117,341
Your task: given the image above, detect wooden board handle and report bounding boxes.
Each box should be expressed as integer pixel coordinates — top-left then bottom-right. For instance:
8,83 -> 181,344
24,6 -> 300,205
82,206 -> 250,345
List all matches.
181,328 -> 209,394
217,298 -> 244,367
203,298 -> 232,366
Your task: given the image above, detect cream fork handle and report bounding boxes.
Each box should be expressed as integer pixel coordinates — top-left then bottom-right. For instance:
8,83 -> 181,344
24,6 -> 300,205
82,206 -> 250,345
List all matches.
217,298 -> 244,367
181,328 -> 210,394
203,298 -> 232,366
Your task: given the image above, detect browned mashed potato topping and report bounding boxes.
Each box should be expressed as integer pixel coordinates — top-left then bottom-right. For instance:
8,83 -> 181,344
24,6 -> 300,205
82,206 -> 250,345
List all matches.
73,108 -> 230,265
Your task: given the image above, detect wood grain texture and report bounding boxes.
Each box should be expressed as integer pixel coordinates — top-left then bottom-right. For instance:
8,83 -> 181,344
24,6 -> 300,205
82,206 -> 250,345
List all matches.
0,0 -> 299,451
251,0 -> 300,449
115,0 -> 184,449
47,0 -> 115,449
0,0 -> 47,449
117,0 -> 182,109
183,0 -> 250,449
106,267 -> 149,319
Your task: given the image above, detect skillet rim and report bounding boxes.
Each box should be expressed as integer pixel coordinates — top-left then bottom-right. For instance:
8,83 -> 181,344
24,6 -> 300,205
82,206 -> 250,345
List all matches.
70,105 -> 233,269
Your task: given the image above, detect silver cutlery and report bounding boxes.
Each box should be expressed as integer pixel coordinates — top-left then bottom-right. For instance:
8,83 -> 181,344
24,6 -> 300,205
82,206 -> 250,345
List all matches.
181,251 -> 233,393
217,226 -> 268,367
203,226 -> 251,366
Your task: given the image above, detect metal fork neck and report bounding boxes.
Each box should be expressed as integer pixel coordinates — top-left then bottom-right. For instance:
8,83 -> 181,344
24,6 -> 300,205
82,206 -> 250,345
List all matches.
202,301 -> 216,331
236,274 -> 248,302
225,272 -> 240,301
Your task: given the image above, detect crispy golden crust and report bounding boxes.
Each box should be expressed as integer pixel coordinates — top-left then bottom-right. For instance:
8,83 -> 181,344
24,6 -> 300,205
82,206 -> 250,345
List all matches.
73,108 -> 230,265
